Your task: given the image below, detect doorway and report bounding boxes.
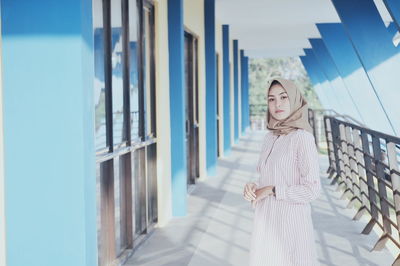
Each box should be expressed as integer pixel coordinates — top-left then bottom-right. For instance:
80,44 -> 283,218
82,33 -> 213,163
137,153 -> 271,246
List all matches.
184,31 -> 200,187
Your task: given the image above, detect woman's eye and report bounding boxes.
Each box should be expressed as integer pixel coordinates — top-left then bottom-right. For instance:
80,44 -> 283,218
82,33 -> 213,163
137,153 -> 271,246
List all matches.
281,96 -> 288,100
268,98 -> 274,102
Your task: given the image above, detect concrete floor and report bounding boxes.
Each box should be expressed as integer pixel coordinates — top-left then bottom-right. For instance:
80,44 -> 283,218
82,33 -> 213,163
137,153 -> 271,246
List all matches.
125,130 -> 395,266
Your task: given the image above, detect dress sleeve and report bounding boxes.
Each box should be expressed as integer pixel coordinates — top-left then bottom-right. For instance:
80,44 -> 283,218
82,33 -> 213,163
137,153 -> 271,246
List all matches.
274,131 -> 321,204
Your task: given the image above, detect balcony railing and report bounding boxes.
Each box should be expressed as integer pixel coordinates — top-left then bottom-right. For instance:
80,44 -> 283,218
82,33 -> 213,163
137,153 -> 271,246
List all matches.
308,109 -> 400,265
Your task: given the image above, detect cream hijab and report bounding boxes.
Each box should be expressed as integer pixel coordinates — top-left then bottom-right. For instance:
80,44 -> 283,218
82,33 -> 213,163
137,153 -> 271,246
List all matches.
266,78 -> 313,136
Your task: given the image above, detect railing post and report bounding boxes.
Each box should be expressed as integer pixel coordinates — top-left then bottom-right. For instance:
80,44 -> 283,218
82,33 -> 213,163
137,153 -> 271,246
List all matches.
370,135 -> 392,250
338,123 -> 352,199
344,125 -> 360,208
308,109 -> 318,148
387,142 -> 400,265
360,130 -> 380,235
352,128 -> 370,221
330,118 -> 344,187
323,116 -> 335,176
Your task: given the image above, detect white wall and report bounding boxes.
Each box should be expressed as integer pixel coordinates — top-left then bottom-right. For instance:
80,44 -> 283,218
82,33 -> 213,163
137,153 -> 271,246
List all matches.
154,0 -> 172,226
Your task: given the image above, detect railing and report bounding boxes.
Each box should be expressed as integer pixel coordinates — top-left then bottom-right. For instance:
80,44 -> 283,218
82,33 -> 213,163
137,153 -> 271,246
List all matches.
311,110 -> 400,265
250,117 -> 266,130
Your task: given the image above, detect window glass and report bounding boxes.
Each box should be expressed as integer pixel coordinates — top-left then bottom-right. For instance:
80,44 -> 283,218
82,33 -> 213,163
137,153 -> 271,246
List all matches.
129,0 -> 140,141
93,0 -> 107,151
111,0 -> 125,146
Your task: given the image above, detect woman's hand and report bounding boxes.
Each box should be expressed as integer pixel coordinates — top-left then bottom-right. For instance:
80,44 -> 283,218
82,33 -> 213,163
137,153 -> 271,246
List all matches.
252,185 -> 275,204
243,182 -> 257,201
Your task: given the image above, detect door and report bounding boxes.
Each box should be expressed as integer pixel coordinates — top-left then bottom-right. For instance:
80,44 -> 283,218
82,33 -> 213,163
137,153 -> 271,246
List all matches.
184,32 -> 200,186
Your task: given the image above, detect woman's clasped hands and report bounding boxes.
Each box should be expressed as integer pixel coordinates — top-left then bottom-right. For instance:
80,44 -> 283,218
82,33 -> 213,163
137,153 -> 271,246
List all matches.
243,182 -> 275,205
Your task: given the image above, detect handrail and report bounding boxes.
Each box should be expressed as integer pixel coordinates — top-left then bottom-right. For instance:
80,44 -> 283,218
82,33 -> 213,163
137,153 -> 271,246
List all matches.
313,112 -> 400,265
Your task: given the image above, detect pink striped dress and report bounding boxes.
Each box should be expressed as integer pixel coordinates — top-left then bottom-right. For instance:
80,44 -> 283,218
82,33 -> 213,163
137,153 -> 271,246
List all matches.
249,129 -> 321,266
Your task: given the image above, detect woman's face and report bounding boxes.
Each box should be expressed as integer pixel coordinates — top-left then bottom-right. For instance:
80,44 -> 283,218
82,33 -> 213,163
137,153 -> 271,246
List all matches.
267,83 -> 291,121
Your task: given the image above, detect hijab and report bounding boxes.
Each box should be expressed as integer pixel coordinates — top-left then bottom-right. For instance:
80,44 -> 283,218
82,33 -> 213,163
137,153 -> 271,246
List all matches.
266,78 -> 313,136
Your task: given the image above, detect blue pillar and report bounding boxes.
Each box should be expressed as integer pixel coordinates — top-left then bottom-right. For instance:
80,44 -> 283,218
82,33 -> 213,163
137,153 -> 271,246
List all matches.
240,50 -> 246,134
331,0 -> 400,135
2,0 -> 97,265
168,0 -> 187,216
299,56 -> 332,110
317,23 -> 395,135
304,49 -> 343,112
243,56 -> 250,130
383,0 -> 400,30
204,0 -> 217,176
222,25 -> 231,154
309,38 -> 364,122
233,40 -> 239,142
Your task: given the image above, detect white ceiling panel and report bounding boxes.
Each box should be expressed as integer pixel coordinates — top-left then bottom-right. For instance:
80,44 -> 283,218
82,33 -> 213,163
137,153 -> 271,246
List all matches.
215,0 -> 393,58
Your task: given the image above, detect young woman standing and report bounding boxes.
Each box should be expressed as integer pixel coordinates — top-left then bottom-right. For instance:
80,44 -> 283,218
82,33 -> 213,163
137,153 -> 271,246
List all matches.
243,78 -> 321,266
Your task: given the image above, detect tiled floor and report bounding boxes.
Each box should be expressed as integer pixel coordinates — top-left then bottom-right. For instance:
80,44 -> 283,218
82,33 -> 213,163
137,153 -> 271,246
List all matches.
125,130 -> 395,266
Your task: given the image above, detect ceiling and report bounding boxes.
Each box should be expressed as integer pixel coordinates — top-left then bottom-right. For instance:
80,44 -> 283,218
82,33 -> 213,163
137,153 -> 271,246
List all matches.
215,0 -> 393,58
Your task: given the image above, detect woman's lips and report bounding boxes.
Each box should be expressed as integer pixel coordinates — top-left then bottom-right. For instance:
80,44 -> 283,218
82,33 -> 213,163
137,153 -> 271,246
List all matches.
275,110 -> 284,113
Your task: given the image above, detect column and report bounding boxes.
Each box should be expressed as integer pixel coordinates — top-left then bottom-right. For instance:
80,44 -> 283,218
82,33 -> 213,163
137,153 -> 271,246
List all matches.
168,0 -> 187,216
233,40 -> 239,143
222,25 -> 231,154
204,0 -> 217,176
240,50 -> 246,133
1,0 -> 97,265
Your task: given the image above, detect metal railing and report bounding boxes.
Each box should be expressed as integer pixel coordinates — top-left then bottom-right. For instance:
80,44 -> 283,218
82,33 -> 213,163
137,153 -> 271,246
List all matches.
309,109 -> 400,265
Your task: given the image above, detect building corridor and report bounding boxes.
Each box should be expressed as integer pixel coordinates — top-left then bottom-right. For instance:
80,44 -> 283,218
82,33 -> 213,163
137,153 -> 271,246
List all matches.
125,130 -> 394,266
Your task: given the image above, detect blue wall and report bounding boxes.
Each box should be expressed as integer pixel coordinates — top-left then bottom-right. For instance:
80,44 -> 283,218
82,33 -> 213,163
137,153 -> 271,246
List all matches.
1,0 -> 97,265
222,25 -> 231,154
168,0 -> 187,216
204,0 -> 217,176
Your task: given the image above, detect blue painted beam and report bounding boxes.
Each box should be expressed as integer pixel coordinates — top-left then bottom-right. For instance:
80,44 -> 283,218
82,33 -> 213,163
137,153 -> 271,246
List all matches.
383,0 -> 400,31
222,25 -> 231,154
233,40 -> 239,142
168,0 -> 187,216
309,38 -> 364,122
387,22 -> 398,37
317,23 -> 395,135
299,56 -> 332,110
331,0 -> 400,135
1,0 -> 97,265
304,48 -> 343,112
204,0 -> 217,176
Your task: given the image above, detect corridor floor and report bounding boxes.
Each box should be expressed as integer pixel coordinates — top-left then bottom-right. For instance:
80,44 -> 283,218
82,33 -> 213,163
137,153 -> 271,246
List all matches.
125,130 -> 395,266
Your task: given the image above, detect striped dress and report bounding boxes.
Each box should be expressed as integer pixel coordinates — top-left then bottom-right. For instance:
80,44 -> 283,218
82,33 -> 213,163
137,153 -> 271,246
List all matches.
249,129 -> 321,266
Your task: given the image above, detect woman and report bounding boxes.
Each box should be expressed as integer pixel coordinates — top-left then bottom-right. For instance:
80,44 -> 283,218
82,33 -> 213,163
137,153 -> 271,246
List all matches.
243,78 -> 321,266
